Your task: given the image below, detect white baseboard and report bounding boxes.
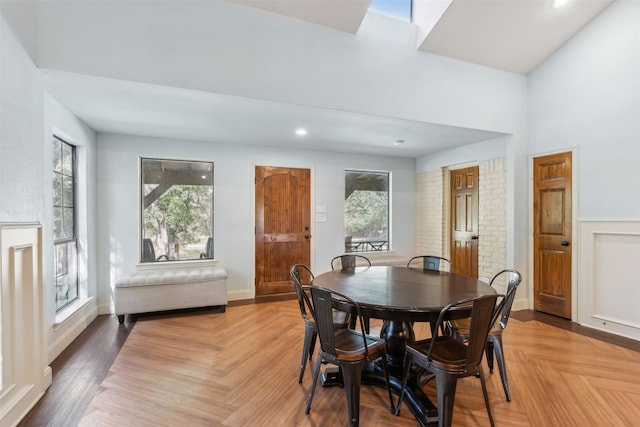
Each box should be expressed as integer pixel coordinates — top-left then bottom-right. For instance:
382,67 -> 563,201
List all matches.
227,289 -> 252,301
49,301 -> 98,363
512,297 -> 529,312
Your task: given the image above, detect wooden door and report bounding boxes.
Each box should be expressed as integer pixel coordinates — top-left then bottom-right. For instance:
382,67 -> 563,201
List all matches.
255,166 -> 311,296
533,152 -> 572,319
450,166 -> 479,278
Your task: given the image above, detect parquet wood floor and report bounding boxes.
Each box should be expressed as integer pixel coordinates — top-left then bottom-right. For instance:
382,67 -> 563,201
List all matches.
76,301 -> 640,426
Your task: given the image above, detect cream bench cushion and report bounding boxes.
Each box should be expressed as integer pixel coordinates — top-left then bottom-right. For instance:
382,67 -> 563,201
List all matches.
115,264 -> 227,323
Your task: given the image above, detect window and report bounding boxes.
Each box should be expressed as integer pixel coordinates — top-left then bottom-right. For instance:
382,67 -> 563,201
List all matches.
141,158 -> 214,262
53,136 -> 78,310
369,0 -> 412,22
344,170 -> 389,252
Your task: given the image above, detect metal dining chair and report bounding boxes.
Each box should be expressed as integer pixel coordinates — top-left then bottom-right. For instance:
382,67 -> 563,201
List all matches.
395,293 -> 503,427
331,254 -> 372,270
307,285 -> 395,426
407,255 -> 452,272
407,255 -> 453,334
447,269 -> 522,401
290,264 -> 351,383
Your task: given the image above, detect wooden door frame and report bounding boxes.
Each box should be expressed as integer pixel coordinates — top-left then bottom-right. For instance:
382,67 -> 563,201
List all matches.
251,163 -> 315,299
528,148 -> 578,320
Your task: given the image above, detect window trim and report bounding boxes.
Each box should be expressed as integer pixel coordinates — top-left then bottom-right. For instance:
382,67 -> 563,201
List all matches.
53,135 -> 79,312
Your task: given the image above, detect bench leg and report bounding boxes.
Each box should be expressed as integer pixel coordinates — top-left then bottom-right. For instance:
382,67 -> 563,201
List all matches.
118,315 -> 125,324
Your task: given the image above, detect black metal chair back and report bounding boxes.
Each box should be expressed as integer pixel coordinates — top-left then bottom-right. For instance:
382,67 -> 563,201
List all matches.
407,255 -> 452,272
291,264 -> 315,322
331,254 -> 371,270
490,269 -> 522,329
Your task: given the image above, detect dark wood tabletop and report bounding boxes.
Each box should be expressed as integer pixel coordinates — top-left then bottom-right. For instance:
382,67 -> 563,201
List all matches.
313,265 -> 495,322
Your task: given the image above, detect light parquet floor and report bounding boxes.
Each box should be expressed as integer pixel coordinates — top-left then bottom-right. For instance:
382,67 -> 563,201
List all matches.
80,301 -> 640,426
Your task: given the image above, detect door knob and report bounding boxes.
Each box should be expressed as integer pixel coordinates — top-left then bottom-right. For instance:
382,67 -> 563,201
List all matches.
561,241 -> 570,246
304,234 -> 310,240
471,235 -> 479,240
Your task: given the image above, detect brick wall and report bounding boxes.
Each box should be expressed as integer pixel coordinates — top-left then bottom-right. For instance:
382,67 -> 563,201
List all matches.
415,158 -> 507,280
416,169 -> 444,256
478,158 -> 507,281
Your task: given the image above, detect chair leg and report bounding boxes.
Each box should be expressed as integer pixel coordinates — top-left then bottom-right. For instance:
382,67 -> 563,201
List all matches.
394,352 -> 413,415
299,326 -> 316,383
434,371 -> 458,427
485,340 -> 495,373
305,353 -> 323,414
491,335 -> 511,401
309,329 -> 317,359
379,355 -> 395,412
478,367 -> 495,427
341,364 -> 362,427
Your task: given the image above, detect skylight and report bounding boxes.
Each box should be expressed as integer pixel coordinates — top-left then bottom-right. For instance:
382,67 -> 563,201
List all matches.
369,0 -> 412,22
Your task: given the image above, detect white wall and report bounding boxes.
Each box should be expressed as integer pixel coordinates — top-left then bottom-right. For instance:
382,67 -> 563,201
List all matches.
0,11 -> 44,223
1,6 -> 99,365
528,0 -> 640,219
43,94 -> 99,361
528,0 -> 640,337
97,133 -> 416,309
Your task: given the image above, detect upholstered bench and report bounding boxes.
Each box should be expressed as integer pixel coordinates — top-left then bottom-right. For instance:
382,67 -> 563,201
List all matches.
115,264 -> 228,323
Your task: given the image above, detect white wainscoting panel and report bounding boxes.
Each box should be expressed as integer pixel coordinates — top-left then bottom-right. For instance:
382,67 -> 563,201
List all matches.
0,223 -> 52,427
578,220 -> 640,341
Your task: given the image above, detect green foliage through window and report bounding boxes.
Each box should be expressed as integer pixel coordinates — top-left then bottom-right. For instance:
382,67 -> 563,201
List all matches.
53,136 -> 78,310
141,158 -> 214,262
344,170 -> 389,252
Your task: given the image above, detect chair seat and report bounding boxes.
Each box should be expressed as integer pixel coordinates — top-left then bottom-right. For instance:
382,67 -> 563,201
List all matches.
408,337 -> 469,371
334,329 -> 387,361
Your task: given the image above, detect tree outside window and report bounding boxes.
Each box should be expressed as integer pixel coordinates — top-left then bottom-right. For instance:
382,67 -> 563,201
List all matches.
141,158 -> 214,262
344,170 -> 389,252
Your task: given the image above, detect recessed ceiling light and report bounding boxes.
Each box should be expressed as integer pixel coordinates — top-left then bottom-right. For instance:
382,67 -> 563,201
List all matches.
295,129 -> 307,136
393,139 -> 405,146
553,0 -> 569,8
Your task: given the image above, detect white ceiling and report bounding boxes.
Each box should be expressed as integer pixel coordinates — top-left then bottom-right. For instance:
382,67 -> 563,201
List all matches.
416,0 -> 615,74
231,0 -> 615,74
34,0 -> 615,158
43,70 -> 505,158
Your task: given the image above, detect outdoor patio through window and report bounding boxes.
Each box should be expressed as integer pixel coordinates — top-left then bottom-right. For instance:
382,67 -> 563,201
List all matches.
141,158 -> 214,262
344,170 -> 389,253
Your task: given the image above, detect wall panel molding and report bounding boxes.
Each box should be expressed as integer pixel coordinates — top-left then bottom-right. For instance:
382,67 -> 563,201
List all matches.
578,219 -> 640,341
0,223 -> 52,427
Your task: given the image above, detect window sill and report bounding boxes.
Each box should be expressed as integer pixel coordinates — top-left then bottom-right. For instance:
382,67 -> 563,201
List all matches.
54,296 -> 94,327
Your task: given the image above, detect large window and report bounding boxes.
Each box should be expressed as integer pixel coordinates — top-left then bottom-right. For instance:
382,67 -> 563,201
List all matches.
53,136 -> 78,310
344,170 -> 389,252
141,158 -> 214,262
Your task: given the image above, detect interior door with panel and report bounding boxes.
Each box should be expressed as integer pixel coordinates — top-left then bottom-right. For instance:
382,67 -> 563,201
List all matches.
255,166 -> 311,296
450,166 -> 479,278
533,152 -> 572,319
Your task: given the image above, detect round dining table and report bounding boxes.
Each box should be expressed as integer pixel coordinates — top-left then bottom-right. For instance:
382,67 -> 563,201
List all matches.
312,265 -> 495,426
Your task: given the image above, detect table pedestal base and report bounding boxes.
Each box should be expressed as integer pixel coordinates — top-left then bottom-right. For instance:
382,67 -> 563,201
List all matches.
361,363 -> 438,426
